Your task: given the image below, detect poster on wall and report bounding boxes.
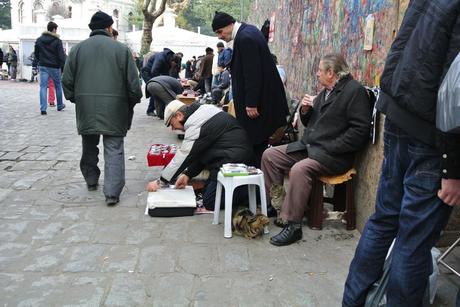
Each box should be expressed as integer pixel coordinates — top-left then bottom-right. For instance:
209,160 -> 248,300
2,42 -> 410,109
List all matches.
364,14 -> 375,51
269,12 -> 276,43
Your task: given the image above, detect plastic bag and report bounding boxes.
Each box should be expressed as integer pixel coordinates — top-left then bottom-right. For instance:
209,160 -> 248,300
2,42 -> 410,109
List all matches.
364,241 -> 437,307
437,52 -> 460,133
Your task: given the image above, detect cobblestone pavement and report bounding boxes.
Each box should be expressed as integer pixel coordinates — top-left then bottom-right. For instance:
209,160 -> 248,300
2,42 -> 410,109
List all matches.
0,81 -> 457,306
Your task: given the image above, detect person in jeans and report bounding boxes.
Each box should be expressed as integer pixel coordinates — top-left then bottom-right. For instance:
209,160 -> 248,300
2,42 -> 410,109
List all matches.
34,21 -> 66,115
343,1 -> 460,306
62,11 -> 142,206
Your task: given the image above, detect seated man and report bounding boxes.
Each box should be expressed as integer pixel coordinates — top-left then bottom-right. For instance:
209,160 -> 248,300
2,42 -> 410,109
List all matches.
262,54 -> 372,246
211,65 -> 230,104
147,100 -> 254,211
146,75 -> 183,119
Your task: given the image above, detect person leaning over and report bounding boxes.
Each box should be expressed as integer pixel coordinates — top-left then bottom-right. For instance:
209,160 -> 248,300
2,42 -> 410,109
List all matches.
62,11 -> 142,206
262,54 -> 372,246
145,75 -> 183,119
142,48 -> 175,116
147,100 -> 254,212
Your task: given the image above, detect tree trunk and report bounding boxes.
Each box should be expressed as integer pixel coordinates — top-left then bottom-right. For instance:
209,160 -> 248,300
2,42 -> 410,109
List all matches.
140,15 -> 154,55
140,0 -> 167,56
139,0 -> 189,56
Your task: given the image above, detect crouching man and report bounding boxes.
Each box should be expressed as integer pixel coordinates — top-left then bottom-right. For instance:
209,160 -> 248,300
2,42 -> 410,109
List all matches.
262,54 -> 372,246
147,100 -> 254,211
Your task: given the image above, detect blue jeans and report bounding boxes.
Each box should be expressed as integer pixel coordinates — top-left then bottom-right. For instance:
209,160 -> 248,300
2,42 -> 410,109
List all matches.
39,66 -> 64,111
343,119 -> 452,307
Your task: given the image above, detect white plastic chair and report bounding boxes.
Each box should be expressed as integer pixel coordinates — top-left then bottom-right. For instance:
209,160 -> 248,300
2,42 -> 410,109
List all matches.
212,170 -> 269,238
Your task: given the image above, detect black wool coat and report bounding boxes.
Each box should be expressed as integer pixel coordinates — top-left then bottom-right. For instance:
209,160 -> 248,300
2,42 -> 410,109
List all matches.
231,23 -> 288,145
287,75 -> 372,174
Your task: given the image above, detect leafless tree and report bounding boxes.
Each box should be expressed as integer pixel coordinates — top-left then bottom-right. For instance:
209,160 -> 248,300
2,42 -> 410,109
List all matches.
140,0 -> 189,55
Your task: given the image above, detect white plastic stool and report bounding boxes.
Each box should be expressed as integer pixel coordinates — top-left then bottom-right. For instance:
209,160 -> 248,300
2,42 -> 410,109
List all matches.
212,170 -> 269,238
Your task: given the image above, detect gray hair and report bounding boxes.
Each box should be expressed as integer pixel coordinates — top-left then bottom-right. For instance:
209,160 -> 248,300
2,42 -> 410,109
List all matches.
321,54 -> 350,80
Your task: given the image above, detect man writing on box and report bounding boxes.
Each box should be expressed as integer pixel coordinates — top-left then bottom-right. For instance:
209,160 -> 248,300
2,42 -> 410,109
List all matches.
147,100 -> 253,212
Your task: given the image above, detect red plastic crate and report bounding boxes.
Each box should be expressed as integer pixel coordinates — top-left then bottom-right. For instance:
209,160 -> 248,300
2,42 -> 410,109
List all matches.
147,144 -> 177,167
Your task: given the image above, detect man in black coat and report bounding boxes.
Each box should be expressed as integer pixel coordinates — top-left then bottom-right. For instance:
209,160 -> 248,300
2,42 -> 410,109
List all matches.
212,11 -> 289,167
343,1 -> 460,306
261,54 -> 372,246
34,21 -> 67,115
147,100 -> 254,211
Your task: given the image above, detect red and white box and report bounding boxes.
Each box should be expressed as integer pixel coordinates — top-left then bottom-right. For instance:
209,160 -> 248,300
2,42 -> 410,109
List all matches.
147,144 -> 177,167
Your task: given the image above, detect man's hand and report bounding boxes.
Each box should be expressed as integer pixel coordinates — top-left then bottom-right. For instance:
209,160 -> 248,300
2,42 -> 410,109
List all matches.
300,94 -> 316,113
147,180 -> 161,192
438,178 -> 460,206
246,107 -> 260,119
175,174 -> 189,189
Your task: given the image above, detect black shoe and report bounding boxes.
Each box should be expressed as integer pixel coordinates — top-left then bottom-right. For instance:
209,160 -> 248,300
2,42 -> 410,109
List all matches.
87,183 -> 98,191
41,111 -> 47,115
267,205 -> 277,218
57,104 -> 66,111
269,223 -> 302,246
105,196 -> 119,206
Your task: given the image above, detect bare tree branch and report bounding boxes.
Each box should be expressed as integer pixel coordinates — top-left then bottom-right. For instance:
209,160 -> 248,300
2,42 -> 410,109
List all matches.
151,0 -> 166,18
140,0 -> 167,55
142,0 -> 151,14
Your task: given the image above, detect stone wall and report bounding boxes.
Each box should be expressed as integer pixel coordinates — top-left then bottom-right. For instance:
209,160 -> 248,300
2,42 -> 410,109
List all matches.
248,0 -> 460,236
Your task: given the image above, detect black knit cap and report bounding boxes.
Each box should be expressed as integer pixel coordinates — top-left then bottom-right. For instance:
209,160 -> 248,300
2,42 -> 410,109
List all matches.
212,11 -> 236,32
88,11 -> 114,30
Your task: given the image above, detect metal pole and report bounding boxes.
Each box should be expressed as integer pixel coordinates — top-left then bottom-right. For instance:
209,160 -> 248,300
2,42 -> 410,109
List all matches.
240,0 -> 243,21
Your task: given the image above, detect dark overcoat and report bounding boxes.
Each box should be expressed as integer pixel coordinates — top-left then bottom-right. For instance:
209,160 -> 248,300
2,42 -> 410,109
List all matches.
230,23 -> 288,145
287,75 -> 372,174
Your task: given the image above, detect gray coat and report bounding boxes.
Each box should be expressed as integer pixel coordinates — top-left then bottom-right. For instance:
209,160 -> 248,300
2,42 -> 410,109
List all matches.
287,75 -> 372,174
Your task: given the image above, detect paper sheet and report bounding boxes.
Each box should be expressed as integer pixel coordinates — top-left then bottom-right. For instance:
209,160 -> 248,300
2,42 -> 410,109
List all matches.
145,186 -> 196,214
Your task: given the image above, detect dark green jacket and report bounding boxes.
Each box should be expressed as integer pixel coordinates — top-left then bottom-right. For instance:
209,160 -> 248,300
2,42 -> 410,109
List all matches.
62,30 -> 142,136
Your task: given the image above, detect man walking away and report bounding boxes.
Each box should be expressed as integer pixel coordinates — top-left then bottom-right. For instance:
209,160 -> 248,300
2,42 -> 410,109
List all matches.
62,11 -> 142,206
34,21 -> 66,115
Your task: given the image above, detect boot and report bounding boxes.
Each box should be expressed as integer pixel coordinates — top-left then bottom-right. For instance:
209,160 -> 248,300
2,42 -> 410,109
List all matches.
269,222 -> 302,246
